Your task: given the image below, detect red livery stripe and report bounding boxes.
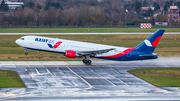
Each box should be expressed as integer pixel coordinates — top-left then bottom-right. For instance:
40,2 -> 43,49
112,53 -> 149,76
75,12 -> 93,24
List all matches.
53,41 -> 62,49
152,36 -> 162,47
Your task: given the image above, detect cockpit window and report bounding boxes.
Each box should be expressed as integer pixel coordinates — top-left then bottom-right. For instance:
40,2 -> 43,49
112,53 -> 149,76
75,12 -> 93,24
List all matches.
20,38 -> 24,40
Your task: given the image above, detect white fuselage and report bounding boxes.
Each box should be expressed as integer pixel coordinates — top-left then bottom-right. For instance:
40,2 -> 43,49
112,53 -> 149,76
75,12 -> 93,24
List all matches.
15,29 -> 165,64
15,36 -> 128,57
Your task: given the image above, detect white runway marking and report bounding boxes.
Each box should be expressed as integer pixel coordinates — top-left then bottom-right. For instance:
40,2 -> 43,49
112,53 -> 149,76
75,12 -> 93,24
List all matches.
66,66 -> 93,88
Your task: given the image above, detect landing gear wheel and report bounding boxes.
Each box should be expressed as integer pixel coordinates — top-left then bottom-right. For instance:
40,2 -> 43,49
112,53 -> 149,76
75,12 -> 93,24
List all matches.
82,59 -> 91,65
87,60 -> 91,64
25,52 -> 28,55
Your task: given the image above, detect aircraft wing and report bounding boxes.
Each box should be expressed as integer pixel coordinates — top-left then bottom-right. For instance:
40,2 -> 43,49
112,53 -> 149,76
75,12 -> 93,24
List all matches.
78,48 -> 116,56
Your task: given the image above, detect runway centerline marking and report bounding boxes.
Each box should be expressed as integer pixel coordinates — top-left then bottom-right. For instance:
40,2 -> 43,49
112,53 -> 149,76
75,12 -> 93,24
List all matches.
66,66 -> 93,88
35,68 -> 40,75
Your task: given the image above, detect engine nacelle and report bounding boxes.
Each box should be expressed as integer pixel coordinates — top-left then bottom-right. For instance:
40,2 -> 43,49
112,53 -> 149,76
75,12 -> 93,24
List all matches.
65,50 -> 79,58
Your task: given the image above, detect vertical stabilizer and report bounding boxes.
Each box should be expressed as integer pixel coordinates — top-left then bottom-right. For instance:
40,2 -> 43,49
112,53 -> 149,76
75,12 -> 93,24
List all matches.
135,29 -> 165,54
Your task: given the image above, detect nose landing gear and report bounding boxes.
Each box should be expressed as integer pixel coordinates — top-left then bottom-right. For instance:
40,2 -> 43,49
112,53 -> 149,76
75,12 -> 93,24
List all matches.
25,48 -> 28,55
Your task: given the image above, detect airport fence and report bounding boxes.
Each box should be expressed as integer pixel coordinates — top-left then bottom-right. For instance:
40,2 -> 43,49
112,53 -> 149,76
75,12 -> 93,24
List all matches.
0,25 -> 180,28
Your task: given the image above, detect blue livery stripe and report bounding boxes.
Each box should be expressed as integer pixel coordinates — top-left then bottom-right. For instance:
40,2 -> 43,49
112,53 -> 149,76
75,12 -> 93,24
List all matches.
47,44 -> 53,48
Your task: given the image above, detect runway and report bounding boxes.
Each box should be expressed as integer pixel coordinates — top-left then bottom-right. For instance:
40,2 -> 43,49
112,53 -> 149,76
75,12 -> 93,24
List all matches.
0,57 -> 180,101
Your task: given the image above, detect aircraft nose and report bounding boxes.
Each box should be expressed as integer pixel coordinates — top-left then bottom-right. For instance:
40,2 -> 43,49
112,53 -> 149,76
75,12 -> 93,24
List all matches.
15,39 -> 20,45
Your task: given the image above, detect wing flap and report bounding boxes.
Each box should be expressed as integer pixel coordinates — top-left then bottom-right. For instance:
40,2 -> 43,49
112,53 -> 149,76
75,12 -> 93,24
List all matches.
78,48 -> 116,56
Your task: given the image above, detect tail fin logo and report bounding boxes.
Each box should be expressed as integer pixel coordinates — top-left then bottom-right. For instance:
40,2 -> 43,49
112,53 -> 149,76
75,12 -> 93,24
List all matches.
47,41 -> 62,49
144,40 -> 152,47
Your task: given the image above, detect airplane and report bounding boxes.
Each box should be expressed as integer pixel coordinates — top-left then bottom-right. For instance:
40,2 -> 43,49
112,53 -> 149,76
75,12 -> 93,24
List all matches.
15,29 -> 165,65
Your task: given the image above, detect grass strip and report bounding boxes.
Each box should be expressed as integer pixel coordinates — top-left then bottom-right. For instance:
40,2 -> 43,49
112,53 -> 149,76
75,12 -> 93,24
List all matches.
128,68 -> 180,87
0,70 -> 26,88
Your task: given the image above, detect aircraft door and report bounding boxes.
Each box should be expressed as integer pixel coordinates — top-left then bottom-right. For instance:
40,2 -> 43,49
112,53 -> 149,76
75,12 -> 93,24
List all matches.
30,38 -> 33,44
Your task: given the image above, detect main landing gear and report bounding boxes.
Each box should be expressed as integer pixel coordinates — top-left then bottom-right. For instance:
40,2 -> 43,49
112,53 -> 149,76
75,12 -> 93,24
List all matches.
82,56 -> 92,65
25,48 -> 28,55
82,59 -> 91,65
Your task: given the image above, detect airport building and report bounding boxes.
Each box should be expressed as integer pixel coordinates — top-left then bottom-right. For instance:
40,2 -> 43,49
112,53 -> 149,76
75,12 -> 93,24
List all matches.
5,1 -> 24,9
168,5 -> 179,24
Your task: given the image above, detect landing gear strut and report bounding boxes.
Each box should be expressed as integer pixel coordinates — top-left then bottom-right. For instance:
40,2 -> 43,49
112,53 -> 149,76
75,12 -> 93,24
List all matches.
25,48 -> 28,55
82,56 -> 92,65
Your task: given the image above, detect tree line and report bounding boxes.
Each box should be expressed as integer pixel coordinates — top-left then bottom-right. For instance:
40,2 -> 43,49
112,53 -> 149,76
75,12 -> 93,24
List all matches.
0,0 -> 180,26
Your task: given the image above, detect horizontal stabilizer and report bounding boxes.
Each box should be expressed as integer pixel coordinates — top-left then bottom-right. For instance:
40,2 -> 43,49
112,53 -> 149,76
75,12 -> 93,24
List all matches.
139,53 -> 158,57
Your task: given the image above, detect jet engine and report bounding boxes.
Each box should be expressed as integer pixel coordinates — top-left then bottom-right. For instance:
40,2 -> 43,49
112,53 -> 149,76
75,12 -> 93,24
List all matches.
65,50 -> 79,58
